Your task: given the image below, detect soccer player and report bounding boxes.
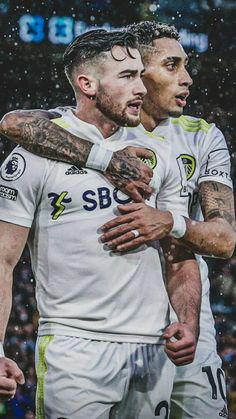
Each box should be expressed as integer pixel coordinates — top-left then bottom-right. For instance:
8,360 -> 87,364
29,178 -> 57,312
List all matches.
101,22 -> 236,418
2,22 -> 235,419
0,30 -> 200,418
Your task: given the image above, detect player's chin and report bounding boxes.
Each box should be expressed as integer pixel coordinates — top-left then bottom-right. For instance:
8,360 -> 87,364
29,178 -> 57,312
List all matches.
168,107 -> 184,118
124,114 -> 141,127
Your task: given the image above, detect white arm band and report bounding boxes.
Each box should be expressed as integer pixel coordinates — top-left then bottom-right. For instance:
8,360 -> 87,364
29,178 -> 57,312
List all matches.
0,342 -> 5,358
169,212 -> 187,239
86,144 -> 113,172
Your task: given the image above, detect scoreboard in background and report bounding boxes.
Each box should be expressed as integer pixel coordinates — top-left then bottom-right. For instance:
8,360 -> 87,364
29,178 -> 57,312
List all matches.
18,14 -> 209,53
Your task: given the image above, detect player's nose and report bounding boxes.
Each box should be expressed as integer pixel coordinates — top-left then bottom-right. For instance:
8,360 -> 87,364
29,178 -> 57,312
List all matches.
134,78 -> 147,97
179,67 -> 193,87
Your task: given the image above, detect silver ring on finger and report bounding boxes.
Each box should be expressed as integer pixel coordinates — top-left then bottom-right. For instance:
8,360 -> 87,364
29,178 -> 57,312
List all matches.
131,229 -> 140,238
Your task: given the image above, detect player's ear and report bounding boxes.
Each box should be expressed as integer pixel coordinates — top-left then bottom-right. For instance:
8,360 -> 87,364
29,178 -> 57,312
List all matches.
76,74 -> 97,99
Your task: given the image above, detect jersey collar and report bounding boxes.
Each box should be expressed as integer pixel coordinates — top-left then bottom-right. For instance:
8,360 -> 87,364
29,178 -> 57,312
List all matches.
64,109 -> 126,143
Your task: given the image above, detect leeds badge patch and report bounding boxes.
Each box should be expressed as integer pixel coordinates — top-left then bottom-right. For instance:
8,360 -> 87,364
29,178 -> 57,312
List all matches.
178,154 -> 196,180
139,149 -> 157,169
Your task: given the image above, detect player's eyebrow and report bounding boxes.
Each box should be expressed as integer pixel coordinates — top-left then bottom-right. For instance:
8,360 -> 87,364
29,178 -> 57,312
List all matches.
119,69 -> 143,76
162,56 -> 189,64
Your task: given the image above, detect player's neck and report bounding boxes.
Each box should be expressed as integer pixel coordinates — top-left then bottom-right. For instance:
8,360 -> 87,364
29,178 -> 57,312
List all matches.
74,101 -> 120,139
141,108 -> 166,132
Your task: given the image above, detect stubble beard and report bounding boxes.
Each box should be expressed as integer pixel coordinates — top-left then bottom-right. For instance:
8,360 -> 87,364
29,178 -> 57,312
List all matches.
142,92 -> 184,120
96,84 -> 140,127
168,109 -> 183,117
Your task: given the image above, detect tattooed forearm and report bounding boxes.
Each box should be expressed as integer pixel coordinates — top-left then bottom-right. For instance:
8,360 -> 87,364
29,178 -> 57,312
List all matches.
0,110 -> 59,141
199,181 -> 235,228
0,111 -> 92,166
0,109 -> 153,202
180,181 -> 236,258
19,119 -> 92,166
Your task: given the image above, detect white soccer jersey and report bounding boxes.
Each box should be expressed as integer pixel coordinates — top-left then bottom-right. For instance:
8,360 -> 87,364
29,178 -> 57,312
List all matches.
155,115 -> 232,350
0,109 -> 188,344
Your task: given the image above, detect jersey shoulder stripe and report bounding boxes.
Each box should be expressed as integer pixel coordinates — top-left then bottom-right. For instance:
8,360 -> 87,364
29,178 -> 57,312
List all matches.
171,115 -> 212,134
51,117 -> 71,129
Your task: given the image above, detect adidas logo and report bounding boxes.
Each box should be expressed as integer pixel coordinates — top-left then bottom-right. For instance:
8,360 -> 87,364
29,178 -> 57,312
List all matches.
219,405 -> 228,417
65,165 -> 88,175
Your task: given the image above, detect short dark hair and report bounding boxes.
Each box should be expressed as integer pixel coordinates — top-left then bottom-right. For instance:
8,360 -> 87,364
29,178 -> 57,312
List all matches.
124,21 -> 180,46
63,29 -> 138,81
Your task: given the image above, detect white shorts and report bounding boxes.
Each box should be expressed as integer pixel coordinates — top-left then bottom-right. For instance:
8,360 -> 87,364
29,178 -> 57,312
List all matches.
35,335 -> 175,419
170,349 -> 228,419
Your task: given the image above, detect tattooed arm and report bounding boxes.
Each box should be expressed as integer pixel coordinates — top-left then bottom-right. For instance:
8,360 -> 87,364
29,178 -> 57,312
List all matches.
100,181 -> 235,258
0,109 -> 96,165
181,181 -> 236,258
0,110 -> 153,202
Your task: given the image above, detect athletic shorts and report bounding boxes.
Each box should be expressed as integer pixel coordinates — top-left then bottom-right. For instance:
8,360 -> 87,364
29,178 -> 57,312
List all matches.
170,349 -> 228,419
35,335 -> 175,419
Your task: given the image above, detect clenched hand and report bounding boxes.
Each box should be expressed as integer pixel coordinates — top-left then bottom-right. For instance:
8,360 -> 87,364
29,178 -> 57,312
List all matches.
105,147 -> 154,202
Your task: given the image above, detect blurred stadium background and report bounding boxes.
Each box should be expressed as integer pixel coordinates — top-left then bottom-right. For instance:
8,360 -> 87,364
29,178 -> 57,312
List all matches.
0,0 -> 236,418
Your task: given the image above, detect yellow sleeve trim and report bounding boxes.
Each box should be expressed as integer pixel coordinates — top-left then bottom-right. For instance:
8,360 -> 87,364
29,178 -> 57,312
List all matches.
171,116 -> 212,133
51,117 -> 71,129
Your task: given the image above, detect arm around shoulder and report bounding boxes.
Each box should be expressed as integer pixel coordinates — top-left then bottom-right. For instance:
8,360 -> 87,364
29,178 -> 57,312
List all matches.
0,108 -> 154,202
0,109 -> 60,142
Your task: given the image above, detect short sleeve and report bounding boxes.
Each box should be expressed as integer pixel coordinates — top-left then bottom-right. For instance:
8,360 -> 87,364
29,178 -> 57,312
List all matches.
0,146 -> 50,227
198,124 -> 232,188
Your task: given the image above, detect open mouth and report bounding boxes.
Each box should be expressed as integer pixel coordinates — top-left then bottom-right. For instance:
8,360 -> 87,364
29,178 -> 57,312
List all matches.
175,94 -> 188,107
127,101 -> 142,114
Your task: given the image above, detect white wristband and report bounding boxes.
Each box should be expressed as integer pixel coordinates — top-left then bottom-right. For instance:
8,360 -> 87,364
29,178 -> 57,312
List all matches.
0,342 -> 5,358
86,144 -> 113,172
169,212 -> 187,239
